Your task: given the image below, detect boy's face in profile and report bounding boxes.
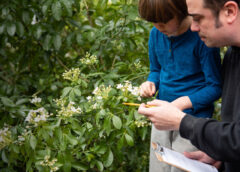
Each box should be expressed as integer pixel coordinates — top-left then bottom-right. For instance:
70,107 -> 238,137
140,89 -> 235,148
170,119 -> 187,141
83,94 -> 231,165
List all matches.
153,17 -> 181,37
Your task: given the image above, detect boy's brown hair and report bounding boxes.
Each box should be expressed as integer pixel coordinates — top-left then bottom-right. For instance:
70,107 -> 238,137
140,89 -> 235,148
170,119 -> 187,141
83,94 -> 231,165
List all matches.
138,0 -> 188,24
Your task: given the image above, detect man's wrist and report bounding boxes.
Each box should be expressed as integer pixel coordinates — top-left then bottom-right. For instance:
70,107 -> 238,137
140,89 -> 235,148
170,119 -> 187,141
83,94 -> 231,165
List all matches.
175,112 -> 187,130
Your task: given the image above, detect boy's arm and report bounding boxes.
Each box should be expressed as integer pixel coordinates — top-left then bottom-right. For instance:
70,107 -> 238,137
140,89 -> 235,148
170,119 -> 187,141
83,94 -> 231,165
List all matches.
171,96 -> 192,111
188,43 -> 222,112
147,29 -> 161,90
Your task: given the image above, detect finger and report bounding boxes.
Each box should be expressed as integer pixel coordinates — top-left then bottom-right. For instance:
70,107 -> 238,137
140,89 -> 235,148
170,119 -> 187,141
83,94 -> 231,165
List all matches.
145,84 -> 152,97
151,84 -> 156,96
213,161 -> 222,169
183,151 -> 203,160
140,85 -> 151,97
138,104 -> 153,117
147,99 -> 166,106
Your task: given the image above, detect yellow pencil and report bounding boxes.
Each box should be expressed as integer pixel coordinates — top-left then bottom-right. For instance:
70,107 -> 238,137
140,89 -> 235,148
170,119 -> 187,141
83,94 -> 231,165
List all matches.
122,102 -> 156,108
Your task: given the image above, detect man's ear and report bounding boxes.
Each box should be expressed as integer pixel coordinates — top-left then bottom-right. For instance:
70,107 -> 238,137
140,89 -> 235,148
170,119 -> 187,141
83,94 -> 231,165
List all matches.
222,1 -> 239,24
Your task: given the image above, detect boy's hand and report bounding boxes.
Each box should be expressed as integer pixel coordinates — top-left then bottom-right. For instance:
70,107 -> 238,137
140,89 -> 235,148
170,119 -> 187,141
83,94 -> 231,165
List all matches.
140,81 -> 156,97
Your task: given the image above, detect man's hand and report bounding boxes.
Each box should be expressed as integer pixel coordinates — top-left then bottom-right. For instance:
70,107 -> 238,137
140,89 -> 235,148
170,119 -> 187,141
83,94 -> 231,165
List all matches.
138,100 -> 186,130
140,81 -> 156,97
184,151 -> 222,169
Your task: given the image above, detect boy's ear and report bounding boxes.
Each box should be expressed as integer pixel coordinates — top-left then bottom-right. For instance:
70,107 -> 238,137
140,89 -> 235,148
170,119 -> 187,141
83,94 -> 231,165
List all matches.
222,1 -> 239,24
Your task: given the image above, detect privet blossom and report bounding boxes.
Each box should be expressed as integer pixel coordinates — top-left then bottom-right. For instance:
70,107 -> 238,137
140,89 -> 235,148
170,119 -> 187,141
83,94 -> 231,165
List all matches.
0,126 -> 12,150
25,107 -> 50,126
80,52 -> 98,65
62,68 -> 81,82
30,96 -> 42,104
40,155 -> 59,172
55,99 -> 82,118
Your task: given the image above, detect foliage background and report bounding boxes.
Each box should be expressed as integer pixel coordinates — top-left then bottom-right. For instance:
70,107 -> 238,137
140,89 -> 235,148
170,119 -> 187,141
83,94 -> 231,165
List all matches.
0,0 -> 224,171
0,0 -> 152,171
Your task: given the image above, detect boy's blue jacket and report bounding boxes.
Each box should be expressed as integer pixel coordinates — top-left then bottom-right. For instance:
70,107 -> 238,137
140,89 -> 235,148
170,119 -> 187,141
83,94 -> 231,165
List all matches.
147,27 -> 222,117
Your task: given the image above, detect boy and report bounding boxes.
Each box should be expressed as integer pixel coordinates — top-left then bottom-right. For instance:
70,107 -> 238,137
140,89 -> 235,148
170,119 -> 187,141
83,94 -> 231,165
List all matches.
138,0 -> 222,172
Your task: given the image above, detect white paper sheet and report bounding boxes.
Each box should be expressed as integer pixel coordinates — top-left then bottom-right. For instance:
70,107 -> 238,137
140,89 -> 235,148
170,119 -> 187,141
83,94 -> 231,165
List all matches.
154,144 -> 218,172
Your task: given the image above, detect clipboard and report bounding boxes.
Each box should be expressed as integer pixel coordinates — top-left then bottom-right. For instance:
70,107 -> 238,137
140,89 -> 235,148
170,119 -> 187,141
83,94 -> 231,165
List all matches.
152,142 -> 218,172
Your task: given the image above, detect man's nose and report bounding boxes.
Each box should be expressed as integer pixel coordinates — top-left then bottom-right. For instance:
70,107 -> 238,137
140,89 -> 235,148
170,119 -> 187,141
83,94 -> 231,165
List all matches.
190,21 -> 200,32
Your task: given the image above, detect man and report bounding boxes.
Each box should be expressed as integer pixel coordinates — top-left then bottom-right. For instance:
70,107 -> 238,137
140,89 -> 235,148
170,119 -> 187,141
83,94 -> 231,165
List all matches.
138,0 -> 240,171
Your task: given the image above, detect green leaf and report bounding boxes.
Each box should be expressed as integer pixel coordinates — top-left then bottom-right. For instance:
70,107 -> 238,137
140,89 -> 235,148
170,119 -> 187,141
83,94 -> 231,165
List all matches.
112,115 -> 122,129
35,26 -> 43,39
16,22 -> 24,37
72,162 -> 88,170
103,116 -> 111,136
64,134 -> 78,146
52,1 -> 62,21
95,160 -> 104,171
95,145 -> 107,155
42,0 -> 51,15
103,150 -> 113,167
16,98 -> 29,105
53,34 -> 62,50
125,133 -> 134,146
61,0 -> 73,16
22,11 -> 30,24
73,88 -> 81,96
42,4 -> 48,15
1,150 -> 8,163
7,23 -> 16,36
69,90 -> 75,101
62,87 -> 72,98
76,33 -> 83,45
30,135 -> 37,150
1,97 -> 15,107
0,24 -> 5,34
43,34 -> 52,50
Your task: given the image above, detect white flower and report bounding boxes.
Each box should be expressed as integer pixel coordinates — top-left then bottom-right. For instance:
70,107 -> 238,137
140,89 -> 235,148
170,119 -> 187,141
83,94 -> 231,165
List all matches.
87,96 -> 92,101
116,84 -> 123,89
31,15 -> 37,25
93,87 -> 99,95
93,103 -> 98,109
25,107 -> 49,126
96,96 -> 102,100
70,107 -> 82,113
30,97 -> 42,104
138,96 -> 142,101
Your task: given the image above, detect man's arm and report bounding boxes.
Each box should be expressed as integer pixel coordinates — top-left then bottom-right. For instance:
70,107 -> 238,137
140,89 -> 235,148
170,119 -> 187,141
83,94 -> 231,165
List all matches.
138,100 -> 240,161
180,115 -> 240,161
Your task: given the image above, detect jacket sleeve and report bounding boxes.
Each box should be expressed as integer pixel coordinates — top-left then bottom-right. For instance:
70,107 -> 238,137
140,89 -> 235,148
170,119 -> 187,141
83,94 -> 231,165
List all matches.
188,42 -> 222,112
180,115 -> 240,161
147,29 -> 161,89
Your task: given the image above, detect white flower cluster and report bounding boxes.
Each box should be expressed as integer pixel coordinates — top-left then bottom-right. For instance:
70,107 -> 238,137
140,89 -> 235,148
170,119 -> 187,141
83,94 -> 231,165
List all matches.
87,85 -> 112,109
0,127 -> 12,150
17,129 -> 31,144
62,68 -> 81,82
117,81 -> 140,97
30,97 -> 42,104
40,155 -> 59,172
134,120 -> 151,128
56,100 -> 82,118
93,85 -> 112,98
80,52 -> 98,65
25,107 -> 50,126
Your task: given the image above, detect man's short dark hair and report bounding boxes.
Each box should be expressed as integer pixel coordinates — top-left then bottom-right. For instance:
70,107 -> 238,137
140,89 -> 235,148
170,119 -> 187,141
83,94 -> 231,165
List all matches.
138,0 -> 188,24
203,0 -> 240,18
